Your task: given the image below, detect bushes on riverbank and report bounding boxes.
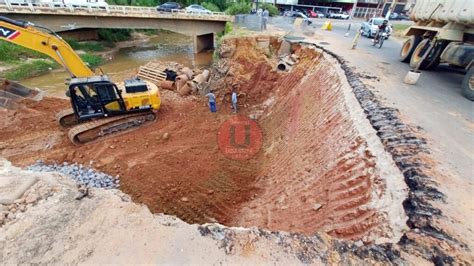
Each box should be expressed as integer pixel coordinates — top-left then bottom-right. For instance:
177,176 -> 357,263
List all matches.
66,39 -> 109,52
81,54 -> 105,68
4,60 -> 58,80
225,1 -> 252,15
98,29 -> 132,42
0,37 -> 109,80
0,42 -> 46,62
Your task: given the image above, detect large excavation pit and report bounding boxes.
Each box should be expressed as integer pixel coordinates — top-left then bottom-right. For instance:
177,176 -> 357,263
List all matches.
0,37 -> 408,243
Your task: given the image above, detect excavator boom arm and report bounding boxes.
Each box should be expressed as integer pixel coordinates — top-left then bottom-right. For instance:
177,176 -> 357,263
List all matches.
0,16 -> 94,78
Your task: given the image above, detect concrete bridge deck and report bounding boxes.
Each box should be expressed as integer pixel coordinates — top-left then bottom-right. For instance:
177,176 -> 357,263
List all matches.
0,3 -> 233,52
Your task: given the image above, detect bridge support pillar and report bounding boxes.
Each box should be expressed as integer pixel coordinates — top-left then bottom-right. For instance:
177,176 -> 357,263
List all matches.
193,33 -> 214,54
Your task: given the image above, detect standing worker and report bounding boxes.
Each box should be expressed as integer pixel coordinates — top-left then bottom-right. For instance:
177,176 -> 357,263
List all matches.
262,9 -> 269,30
231,89 -> 238,113
206,90 -> 217,113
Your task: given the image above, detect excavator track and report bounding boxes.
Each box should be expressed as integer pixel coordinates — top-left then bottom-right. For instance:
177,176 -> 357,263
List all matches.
67,111 -> 156,145
56,109 -> 79,128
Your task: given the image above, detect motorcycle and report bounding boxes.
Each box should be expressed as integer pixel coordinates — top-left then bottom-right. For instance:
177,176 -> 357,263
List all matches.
373,30 -> 388,48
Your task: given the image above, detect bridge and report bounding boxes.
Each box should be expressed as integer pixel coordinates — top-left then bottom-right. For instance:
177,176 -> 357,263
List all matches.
0,3 -> 233,52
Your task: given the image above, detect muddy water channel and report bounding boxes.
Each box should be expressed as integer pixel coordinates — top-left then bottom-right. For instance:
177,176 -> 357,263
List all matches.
22,31 -> 212,97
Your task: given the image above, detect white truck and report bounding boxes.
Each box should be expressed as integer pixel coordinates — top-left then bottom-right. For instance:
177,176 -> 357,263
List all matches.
399,0 -> 474,100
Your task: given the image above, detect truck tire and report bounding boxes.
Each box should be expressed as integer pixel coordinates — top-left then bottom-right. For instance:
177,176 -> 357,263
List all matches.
461,67 -> 474,101
400,35 -> 421,63
409,39 -> 444,70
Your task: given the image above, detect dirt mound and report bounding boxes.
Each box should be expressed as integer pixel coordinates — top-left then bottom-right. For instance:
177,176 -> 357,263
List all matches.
0,37 -> 407,243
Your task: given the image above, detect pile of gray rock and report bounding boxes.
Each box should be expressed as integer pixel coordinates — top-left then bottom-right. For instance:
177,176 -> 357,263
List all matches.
27,161 -> 120,189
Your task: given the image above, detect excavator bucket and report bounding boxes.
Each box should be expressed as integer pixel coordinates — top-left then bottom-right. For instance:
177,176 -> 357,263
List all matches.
0,79 -> 44,109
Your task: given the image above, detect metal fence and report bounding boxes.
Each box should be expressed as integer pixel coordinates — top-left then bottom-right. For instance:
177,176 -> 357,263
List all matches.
234,15 -> 298,32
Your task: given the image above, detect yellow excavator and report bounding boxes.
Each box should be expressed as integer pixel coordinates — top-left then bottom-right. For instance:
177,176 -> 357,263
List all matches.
0,16 -> 161,144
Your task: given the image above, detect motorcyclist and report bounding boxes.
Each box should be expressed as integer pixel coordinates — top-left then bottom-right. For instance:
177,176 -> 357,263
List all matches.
374,19 -> 389,42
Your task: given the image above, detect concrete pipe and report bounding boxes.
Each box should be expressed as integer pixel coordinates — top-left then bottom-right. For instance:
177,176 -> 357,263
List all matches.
176,74 -> 189,91
201,69 -> 210,81
188,81 -> 198,93
277,61 -> 291,71
197,81 -> 210,96
193,74 -> 207,85
181,67 -> 194,80
159,80 -> 175,90
178,83 -> 192,96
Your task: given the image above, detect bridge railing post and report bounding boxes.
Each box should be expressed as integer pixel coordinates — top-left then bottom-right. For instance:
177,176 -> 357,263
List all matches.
4,0 -> 13,11
27,2 -> 34,12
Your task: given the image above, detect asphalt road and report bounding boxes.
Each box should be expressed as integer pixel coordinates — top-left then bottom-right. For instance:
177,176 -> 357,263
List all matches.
304,19 -> 473,186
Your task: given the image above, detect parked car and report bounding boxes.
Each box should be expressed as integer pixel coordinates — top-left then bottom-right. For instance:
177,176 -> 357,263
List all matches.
185,4 -> 211,14
307,10 -> 317,18
283,10 -> 296,17
307,10 -> 324,18
389,12 -> 410,20
328,12 -> 350,19
361,17 -> 392,38
156,2 -> 181,12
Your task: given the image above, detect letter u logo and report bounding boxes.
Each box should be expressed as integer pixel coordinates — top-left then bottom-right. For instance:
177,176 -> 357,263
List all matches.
229,125 -> 251,148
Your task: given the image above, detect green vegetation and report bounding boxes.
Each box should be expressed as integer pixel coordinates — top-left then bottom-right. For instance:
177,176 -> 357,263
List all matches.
66,39 -> 107,52
0,38 -> 107,80
80,54 -> 105,68
392,24 -> 410,31
392,24 -> 411,38
225,1 -> 251,15
106,0 -> 156,6
107,0 -> 255,12
201,2 -> 220,12
0,41 -> 47,62
4,60 -> 58,80
259,3 -> 279,16
98,29 -> 132,42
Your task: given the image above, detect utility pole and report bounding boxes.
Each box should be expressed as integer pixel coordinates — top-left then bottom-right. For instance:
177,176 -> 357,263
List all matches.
385,0 -> 397,20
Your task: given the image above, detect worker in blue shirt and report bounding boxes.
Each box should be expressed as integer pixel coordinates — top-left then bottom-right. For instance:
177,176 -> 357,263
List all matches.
206,90 -> 217,112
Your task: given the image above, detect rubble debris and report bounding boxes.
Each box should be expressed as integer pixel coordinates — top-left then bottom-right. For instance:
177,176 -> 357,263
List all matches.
26,161 -> 120,189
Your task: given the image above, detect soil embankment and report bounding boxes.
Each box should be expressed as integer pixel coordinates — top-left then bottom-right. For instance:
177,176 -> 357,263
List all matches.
0,37 -> 407,243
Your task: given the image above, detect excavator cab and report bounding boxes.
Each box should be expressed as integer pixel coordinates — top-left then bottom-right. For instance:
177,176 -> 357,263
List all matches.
68,76 -> 127,121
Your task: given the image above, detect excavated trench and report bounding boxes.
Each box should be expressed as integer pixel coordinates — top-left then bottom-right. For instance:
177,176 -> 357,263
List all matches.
0,37 -> 408,243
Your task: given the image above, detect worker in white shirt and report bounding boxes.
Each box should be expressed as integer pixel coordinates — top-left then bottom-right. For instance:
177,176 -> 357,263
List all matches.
231,89 -> 238,113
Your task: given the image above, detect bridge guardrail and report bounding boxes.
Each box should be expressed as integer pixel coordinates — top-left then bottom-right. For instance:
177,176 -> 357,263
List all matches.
0,2 -> 231,21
